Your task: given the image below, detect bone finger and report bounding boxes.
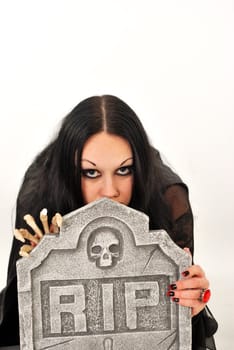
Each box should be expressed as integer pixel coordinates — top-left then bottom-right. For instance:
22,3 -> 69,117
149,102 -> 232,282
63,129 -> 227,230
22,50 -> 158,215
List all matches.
55,213 -> 63,228
51,215 -> 59,233
40,208 -> 50,234
14,228 -> 39,245
23,214 -> 43,238
19,244 -> 34,257
19,229 -> 39,244
51,213 -> 63,233
14,229 -> 25,243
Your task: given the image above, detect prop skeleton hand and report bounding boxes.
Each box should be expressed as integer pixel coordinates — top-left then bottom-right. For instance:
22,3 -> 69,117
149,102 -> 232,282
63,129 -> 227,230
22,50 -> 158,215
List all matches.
14,208 -> 62,257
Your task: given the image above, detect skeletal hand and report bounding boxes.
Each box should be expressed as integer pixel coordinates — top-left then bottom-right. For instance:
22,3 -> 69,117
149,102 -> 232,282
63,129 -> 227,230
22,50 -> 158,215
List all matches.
14,209 -> 62,257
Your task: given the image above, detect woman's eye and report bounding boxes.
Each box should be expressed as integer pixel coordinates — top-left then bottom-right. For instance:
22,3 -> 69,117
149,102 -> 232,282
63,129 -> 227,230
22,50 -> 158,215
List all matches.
81,169 -> 100,178
116,166 -> 133,176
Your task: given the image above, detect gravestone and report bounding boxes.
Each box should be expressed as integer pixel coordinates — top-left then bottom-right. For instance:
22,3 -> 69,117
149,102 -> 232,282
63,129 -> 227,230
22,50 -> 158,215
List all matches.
17,198 -> 192,349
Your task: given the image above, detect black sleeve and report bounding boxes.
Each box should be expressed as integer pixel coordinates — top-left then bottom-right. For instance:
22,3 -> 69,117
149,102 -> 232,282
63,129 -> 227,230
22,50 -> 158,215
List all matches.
0,276 -> 19,346
154,147 -> 218,348
0,147 -> 51,346
164,187 -> 218,349
192,307 -> 218,350
164,184 -> 194,255
152,147 -> 188,192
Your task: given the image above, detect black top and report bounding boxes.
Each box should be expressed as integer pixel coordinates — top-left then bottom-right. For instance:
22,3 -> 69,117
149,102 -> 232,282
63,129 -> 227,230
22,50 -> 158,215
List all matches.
0,150 -> 218,348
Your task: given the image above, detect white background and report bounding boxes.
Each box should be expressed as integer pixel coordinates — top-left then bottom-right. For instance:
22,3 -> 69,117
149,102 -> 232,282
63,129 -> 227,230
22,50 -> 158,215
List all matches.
0,1 -> 233,348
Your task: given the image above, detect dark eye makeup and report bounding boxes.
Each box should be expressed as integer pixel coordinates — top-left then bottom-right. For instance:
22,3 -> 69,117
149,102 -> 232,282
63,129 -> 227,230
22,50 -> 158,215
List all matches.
116,165 -> 134,176
81,165 -> 134,179
81,169 -> 101,178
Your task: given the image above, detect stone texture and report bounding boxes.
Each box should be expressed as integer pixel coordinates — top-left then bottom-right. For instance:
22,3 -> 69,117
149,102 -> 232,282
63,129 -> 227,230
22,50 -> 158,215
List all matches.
17,198 -> 192,349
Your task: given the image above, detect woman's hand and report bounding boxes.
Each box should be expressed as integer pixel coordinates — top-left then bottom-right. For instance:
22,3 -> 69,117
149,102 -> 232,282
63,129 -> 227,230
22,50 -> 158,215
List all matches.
14,208 -> 62,257
167,249 -> 211,316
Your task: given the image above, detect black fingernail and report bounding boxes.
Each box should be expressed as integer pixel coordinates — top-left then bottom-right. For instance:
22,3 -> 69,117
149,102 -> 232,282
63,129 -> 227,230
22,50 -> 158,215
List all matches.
182,270 -> 189,277
172,297 -> 179,303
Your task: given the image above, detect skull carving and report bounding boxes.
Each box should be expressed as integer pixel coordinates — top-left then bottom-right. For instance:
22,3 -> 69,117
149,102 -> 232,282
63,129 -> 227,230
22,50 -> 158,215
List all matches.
88,227 -> 122,268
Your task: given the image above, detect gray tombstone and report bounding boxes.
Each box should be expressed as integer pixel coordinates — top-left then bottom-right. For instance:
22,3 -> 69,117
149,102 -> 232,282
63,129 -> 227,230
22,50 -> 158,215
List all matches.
17,198 -> 192,350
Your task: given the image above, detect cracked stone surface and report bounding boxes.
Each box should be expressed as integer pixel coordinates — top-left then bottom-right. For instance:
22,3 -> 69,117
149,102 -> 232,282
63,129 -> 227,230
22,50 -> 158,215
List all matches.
17,198 -> 192,349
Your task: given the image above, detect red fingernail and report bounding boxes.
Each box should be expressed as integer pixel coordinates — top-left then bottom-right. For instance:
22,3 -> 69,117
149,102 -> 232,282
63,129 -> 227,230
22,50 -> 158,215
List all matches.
167,291 -> 175,297
169,284 -> 177,290
182,270 -> 189,277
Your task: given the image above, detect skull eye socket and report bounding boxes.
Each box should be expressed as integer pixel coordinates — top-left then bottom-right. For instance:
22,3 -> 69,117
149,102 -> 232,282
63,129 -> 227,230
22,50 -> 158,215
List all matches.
91,245 -> 102,254
109,244 -> 119,254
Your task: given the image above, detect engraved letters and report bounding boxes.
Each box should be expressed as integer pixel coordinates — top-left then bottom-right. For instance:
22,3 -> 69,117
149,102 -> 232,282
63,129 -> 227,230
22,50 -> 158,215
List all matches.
41,276 -> 168,337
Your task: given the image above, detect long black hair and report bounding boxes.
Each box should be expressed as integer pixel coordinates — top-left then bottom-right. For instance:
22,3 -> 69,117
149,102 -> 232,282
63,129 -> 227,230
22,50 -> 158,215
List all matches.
8,95 -> 172,280
17,95 -> 170,222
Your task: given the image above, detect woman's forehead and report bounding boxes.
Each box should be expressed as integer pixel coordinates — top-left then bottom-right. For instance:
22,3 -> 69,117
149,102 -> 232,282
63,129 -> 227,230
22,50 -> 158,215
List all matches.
81,132 -> 133,161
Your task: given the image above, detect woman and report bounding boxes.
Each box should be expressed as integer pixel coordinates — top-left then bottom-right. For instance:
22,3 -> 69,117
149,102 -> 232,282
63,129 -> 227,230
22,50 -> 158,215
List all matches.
0,95 -> 217,348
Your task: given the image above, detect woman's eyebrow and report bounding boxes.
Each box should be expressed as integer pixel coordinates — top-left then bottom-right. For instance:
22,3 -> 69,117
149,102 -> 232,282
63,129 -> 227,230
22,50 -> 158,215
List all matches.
81,159 -> 96,166
81,157 -> 133,167
119,157 -> 133,166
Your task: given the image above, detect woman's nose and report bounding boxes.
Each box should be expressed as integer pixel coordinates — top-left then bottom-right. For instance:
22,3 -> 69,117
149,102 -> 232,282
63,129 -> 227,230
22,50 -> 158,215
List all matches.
100,177 -> 120,199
